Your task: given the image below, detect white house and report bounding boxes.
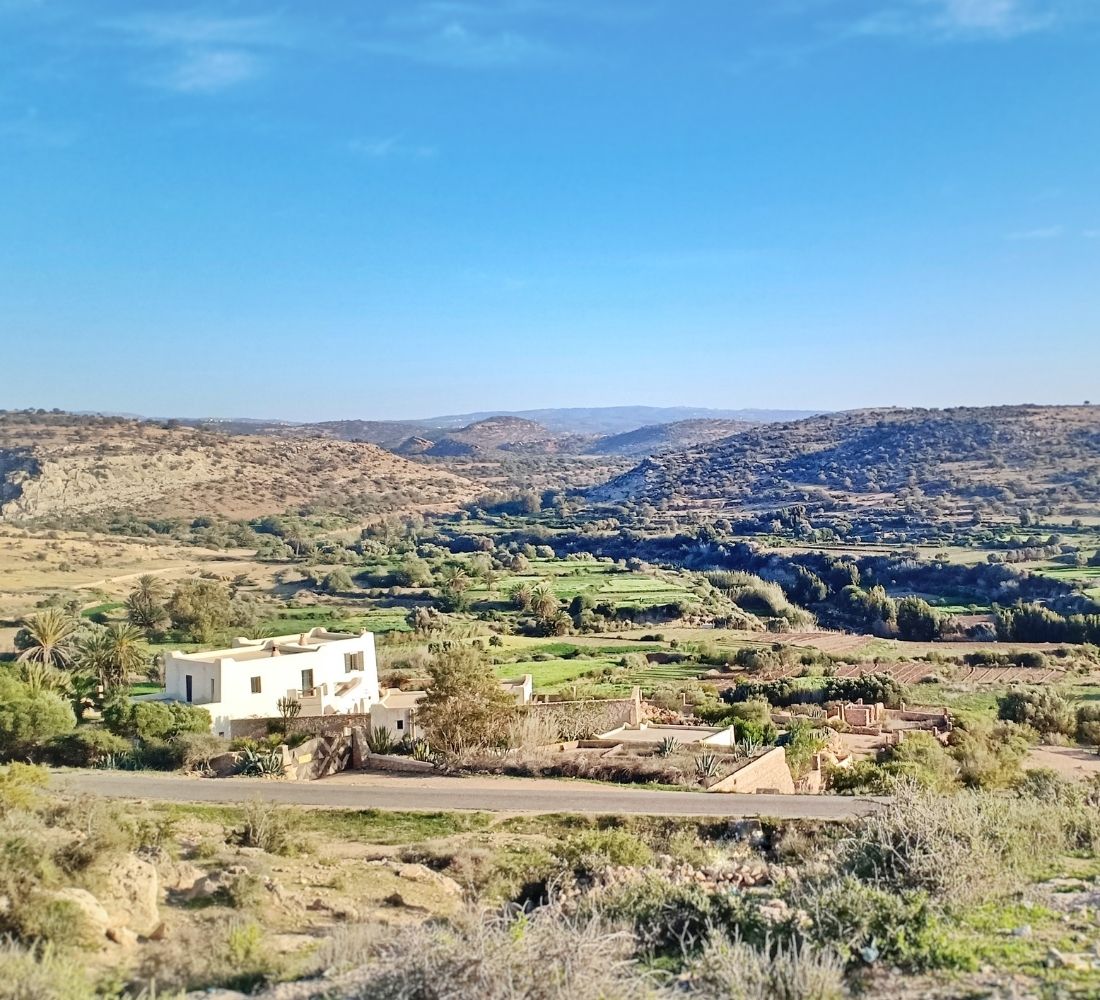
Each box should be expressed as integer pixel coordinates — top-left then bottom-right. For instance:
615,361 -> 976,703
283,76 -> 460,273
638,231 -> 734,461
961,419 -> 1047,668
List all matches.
163,627 -> 380,736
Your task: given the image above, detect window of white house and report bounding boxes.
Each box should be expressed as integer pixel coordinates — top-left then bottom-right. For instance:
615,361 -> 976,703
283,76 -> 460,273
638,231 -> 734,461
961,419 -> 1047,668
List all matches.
301,669 -> 314,692
396,719 -> 404,731
250,676 -> 262,694
344,651 -> 364,673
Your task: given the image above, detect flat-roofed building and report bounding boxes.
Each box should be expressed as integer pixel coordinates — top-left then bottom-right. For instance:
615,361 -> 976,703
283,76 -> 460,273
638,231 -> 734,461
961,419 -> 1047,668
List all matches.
163,627 -> 380,736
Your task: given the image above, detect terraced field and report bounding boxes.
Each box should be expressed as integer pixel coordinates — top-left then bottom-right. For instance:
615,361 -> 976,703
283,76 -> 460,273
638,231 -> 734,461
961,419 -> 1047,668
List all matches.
465,559 -> 698,611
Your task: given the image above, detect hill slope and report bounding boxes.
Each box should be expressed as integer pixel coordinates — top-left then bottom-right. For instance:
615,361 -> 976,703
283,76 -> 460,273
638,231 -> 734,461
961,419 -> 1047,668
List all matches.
424,406 -> 821,435
589,405 -> 1100,508
0,413 -> 476,521
589,419 -> 755,458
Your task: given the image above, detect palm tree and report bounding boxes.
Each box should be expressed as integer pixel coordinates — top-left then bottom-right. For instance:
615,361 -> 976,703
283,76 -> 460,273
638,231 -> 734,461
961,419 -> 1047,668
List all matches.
101,624 -> 149,690
76,624 -> 147,691
438,565 -> 471,594
17,608 -> 80,669
131,574 -> 167,605
530,583 -> 560,620
19,660 -> 66,696
510,582 -> 534,612
75,630 -> 113,687
125,574 -> 169,631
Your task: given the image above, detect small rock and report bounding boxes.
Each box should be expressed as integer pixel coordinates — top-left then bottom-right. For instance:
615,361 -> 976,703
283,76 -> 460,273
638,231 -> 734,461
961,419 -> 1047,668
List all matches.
106,926 -> 137,948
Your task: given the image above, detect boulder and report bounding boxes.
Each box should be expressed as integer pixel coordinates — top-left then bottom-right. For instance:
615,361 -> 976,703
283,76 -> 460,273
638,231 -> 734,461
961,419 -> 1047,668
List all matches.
87,855 -> 160,936
46,887 -> 111,937
182,865 -> 248,902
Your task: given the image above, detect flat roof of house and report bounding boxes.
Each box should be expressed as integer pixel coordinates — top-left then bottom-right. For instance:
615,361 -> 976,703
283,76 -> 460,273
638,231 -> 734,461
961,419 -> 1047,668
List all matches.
169,627 -> 369,665
378,689 -> 427,709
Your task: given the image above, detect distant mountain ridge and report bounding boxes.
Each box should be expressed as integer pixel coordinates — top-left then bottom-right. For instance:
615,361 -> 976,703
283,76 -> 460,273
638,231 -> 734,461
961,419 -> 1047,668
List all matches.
588,419 -> 756,457
589,405 -> 1100,508
422,406 -> 820,436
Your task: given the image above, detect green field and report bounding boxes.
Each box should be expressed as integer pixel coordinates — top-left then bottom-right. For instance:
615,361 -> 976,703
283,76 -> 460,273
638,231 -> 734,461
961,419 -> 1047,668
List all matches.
1032,564 -> 1100,601
464,559 -> 697,610
494,647 -> 705,695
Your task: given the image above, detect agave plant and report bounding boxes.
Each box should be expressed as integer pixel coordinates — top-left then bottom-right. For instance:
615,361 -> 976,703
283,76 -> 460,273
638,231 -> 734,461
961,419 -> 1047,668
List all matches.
694,752 -> 722,785
367,726 -> 395,755
238,747 -> 285,777
411,739 -> 434,762
656,736 -> 682,758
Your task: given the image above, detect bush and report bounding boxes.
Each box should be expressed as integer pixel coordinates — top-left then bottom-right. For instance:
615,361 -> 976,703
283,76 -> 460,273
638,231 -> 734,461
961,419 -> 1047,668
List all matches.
685,934 -> 847,1000
796,877 -> 974,972
840,786 -> 1100,908
1076,703 -> 1100,747
311,906 -> 650,1000
45,728 -> 130,768
103,699 -> 212,743
173,731 -> 228,771
558,829 -> 654,872
0,940 -> 96,1000
997,688 -> 1075,738
235,800 -> 294,855
0,676 -> 75,761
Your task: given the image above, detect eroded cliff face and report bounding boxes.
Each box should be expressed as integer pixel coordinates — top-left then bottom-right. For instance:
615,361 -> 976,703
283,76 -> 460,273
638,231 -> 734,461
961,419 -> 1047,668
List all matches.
0,447 -> 40,514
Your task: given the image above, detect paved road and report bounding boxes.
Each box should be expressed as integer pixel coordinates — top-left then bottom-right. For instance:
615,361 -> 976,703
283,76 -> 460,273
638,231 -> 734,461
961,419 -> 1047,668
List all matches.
52,769 -> 881,821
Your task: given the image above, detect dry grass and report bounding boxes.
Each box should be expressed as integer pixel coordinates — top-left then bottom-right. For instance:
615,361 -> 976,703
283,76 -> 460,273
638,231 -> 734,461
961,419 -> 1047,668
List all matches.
0,414 -> 476,521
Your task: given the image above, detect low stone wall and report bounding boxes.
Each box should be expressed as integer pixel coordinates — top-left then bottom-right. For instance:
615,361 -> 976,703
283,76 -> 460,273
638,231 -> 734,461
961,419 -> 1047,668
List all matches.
708,747 -> 795,795
528,691 -> 640,741
361,752 -> 435,774
230,713 -> 373,741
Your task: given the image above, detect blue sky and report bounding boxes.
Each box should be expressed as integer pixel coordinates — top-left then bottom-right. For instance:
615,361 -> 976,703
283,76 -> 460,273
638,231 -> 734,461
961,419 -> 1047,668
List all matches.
2,0 -> 1098,420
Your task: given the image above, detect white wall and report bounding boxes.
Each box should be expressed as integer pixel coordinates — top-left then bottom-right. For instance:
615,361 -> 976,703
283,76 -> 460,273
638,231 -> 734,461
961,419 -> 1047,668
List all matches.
164,631 -> 380,736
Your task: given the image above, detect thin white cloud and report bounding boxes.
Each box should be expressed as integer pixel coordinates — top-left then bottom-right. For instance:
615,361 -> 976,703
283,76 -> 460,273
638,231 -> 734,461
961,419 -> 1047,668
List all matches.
1084,229 -> 1100,240
349,136 -> 437,159
1006,225 -> 1065,240
103,11 -> 284,94
845,0 -> 1080,42
365,19 -> 557,69
159,49 -> 263,94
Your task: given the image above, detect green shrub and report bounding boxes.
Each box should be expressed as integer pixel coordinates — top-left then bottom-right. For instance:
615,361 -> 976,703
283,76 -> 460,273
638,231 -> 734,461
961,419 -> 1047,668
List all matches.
0,676 -> 75,761
997,688 -> 1075,738
797,877 -> 976,972
558,829 -> 654,872
685,934 -> 846,1000
0,940 -> 96,1000
0,764 -> 47,813
235,800 -> 295,855
45,728 -> 130,768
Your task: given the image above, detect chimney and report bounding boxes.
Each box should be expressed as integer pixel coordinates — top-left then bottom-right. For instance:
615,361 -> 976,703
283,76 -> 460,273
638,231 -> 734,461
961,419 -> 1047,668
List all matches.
299,633 -> 306,645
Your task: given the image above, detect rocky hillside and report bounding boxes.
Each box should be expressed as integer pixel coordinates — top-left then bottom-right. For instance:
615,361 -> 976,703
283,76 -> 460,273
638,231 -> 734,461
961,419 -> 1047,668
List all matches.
589,419 -> 754,458
396,416 -> 592,457
589,405 -> 1100,509
0,412 -> 476,521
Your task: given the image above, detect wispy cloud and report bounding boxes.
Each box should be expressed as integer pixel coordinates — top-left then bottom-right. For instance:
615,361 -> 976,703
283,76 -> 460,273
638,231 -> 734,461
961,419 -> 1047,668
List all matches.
103,12 -> 285,93
851,0 -> 1072,41
1006,225 -> 1065,240
348,136 -> 437,159
365,19 -> 557,69
1084,229 -> 1100,240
